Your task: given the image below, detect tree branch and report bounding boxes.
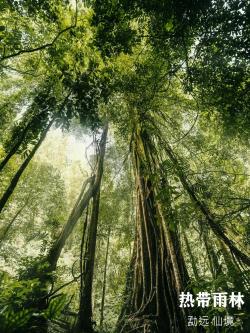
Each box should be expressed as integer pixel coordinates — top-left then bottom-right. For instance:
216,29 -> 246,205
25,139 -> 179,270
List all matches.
1,1 -> 79,63
1,26 -> 75,62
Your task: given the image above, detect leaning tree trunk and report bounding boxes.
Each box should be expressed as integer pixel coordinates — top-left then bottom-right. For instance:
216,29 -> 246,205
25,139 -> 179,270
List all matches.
46,124 -> 108,271
183,231 -> 200,281
0,109 -> 48,173
0,119 -> 54,214
0,195 -> 30,244
0,121 -> 31,173
163,141 -> 250,267
22,178 -> 95,333
117,129 -> 189,333
218,239 -> 249,290
30,124 -> 107,310
0,93 -> 71,213
24,125 -> 108,333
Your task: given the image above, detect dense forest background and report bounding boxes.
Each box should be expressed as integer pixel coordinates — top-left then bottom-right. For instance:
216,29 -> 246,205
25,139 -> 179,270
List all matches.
0,0 -> 250,332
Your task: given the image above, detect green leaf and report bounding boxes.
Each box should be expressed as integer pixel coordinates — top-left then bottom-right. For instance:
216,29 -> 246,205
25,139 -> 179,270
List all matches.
165,20 -> 174,32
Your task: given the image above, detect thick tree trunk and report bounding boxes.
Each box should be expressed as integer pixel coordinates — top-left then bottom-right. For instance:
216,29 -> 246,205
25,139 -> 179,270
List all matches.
100,227 -> 111,330
0,119 -> 53,214
119,178 -> 186,332
118,130 -> 188,333
218,239 -> 248,289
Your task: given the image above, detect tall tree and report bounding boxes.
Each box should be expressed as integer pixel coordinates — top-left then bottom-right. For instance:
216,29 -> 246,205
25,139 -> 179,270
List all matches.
117,123 -> 189,333
46,124 -> 108,271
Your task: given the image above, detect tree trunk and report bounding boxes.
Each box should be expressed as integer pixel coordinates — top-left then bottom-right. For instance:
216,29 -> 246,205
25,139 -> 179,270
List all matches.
46,124 -> 108,271
183,231 -> 199,281
116,244 -> 136,332
80,206 -> 90,294
75,188 -> 101,333
0,126 -> 28,173
218,239 -> 248,289
118,129 -> 188,333
24,125 -> 108,333
100,226 -> 111,330
0,196 -> 30,244
0,119 -> 54,214
0,106 -> 51,173
201,228 -> 221,279
163,142 -> 250,267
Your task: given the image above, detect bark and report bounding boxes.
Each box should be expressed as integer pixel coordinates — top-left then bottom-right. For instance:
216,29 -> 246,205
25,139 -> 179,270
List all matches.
157,202 -> 185,293
116,244 -> 136,332
0,119 -> 54,214
100,227 -> 111,329
120,177 -> 186,332
80,207 -> 90,296
46,124 -> 108,271
47,175 -> 94,269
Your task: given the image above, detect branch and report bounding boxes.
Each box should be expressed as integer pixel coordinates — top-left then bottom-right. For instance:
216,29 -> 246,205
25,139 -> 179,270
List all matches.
172,109 -> 199,144
1,26 -> 75,62
47,272 -> 84,299
1,64 -> 42,76
1,1 -> 79,63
